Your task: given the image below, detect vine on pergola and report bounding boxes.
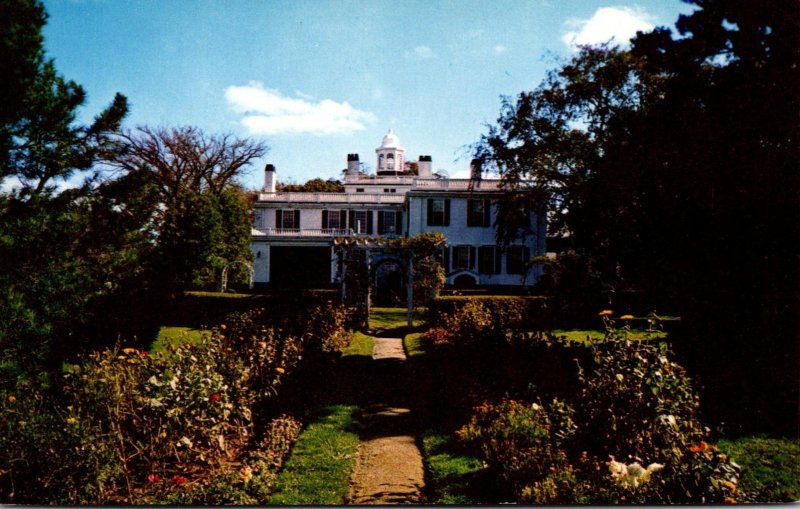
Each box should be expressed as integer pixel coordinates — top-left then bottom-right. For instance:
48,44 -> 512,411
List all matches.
334,232 -> 447,326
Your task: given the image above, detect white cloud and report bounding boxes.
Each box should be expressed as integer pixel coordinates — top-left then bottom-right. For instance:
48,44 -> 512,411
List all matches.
562,6 -> 654,50
405,45 -> 434,59
225,82 -> 375,136
493,44 -> 508,54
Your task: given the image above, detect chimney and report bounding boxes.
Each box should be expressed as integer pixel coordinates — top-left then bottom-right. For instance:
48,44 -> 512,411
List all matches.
470,159 -> 482,180
418,155 -> 432,177
264,164 -> 276,193
346,153 -> 360,178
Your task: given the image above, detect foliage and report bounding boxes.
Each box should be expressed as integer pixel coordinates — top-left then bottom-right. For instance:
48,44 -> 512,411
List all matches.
421,429 -> 486,504
476,0 -> 800,434
428,295 -> 548,330
278,177 -> 344,193
458,398 -> 581,504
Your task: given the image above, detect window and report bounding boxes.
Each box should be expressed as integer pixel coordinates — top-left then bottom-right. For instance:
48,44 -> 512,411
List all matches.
276,209 -> 300,229
349,210 -> 373,234
467,198 -> 491,227
452,245 -> 475,270
506,245 -> 531,274
426,198 -> 451,226
322,210 -> 346,230
378,210 -> 402,234
356,188 -> 365,193
478,245 -> 501,274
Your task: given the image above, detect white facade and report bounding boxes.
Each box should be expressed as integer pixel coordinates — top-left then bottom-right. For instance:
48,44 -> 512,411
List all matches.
251,131 -> 545,288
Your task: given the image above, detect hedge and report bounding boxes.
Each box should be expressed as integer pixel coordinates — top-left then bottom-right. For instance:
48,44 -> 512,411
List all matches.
428,295 -> 551,330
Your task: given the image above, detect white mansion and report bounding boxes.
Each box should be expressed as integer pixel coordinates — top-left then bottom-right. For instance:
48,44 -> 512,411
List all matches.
250,130 -> 545,292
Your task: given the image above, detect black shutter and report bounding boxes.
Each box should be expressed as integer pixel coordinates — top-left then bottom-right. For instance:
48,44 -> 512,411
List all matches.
340,210 -> 347,229
442,246 -> 450,272
294,210 -> 300,229
426,199 -> 434,226
494,246 -> 502,274
349,210 -> 355,231
321,210 -> 328,229
395,211 -> 403,234
366,211 -> 373,234
377,210 -> 385,234
444,199 -> 451,226
275,209 -> 283,228
483,199 -> 491,226
469,246 -> 476,269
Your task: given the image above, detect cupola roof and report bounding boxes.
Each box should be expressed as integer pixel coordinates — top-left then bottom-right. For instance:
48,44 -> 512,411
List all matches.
379,129 -> 402,149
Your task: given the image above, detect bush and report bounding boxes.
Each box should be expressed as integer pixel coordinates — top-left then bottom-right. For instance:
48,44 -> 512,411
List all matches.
428,295 -> 548,331
458,398 -> 583,503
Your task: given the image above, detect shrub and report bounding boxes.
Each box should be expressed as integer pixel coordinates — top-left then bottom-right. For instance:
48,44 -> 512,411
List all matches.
458,398 -> 581,503
428,295 -> 548,330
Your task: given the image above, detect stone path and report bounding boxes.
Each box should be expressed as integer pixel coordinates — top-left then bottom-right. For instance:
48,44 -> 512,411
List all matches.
346,337 -> 426,504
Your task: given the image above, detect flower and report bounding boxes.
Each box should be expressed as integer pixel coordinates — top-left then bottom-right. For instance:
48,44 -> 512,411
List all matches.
275,367 -> 285,374
239,465 -> 253,483
724,497 -> 736,504
219,324 -> 227,330
7,394 -> 15,403
147,474 -> 161,484
122,347 -> 137,354
721,480 -> 737,493
599,309 -> 614,316
66,417 -> 77,425
620,314 -> 634,320
172,475 -> 187,486
689,441 -> 708,453
209,393 -> 221,404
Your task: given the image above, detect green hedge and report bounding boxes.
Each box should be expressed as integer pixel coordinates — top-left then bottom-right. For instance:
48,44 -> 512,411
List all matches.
428,295 -> 550,330
167,290 -> 340,329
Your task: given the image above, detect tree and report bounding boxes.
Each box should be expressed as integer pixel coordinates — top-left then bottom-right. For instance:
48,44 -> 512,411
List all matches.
476,1 -> 800,434
0,0 -> 131,381
111,126 -> 267,292
278,177 -> 344,192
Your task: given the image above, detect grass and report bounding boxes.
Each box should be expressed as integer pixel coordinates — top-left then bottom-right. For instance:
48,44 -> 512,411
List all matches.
267,404 -> 361,505
369,306 -> 424,331
717,436 -> 800,503
403,332 -> 425,357
421,429 -> 486,504
551,327 -> 668,344
343,331 -> 374,357
151,326 -> 210,355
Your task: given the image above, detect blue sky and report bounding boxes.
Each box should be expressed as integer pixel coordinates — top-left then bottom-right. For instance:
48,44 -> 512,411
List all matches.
40,0 -> 693,189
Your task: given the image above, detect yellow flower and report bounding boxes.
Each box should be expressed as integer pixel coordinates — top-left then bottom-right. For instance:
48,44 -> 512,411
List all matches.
598,310 -> 614,316
620,314 -> 634,320
239,465 -> 253,483
275,367 -> 285,374
7,394 -> 16,403
122,347 -> 137,355
66,417 -> 77,425
721,480 -> 737,493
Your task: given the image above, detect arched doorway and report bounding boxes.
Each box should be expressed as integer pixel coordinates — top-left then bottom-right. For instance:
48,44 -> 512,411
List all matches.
372,256 -> 406,307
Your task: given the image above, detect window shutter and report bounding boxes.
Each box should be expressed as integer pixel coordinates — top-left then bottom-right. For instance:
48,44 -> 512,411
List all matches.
444,199 -> 451,226
293,210 -> 300,228
442,246 -> 450,272
377,210 -> 385,234
321,210 -> 328,229
275,209 -> 283,228
366,210 -> 373,234
426,199 -> 434,226
348,210 -> 355,231
469,246 -> 476,269
495,246 -> 502,273
340,210 -> 348,229
395,211 -> 403,234
483,199 -> 491,226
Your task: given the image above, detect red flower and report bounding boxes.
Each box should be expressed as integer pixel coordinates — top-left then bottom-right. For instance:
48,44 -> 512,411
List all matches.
147,474 -> 161,484
209,393 -> 221,404
172,475 -> 187,486
689,441 -> 708,453
140,351 -> 149,357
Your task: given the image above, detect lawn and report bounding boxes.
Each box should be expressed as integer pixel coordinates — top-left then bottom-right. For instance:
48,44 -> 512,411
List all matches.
267,404 -> 361,505
717,436 -> 800,503
551,327 -> 668,344
421,429 -> 486,504
151,326 -> 209,354
369,306 -> 424,331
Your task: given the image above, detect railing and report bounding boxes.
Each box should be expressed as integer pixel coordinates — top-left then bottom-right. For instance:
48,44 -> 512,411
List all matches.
257,192 -> 406,203
251,227 -> 355,237
411,178 -> 501,191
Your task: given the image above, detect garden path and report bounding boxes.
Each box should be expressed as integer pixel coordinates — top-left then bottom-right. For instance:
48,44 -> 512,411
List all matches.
346,337 -> 426,504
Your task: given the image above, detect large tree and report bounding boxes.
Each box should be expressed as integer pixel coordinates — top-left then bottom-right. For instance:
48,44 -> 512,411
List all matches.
476,1 -> 799,434
111,126 -> 268,291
